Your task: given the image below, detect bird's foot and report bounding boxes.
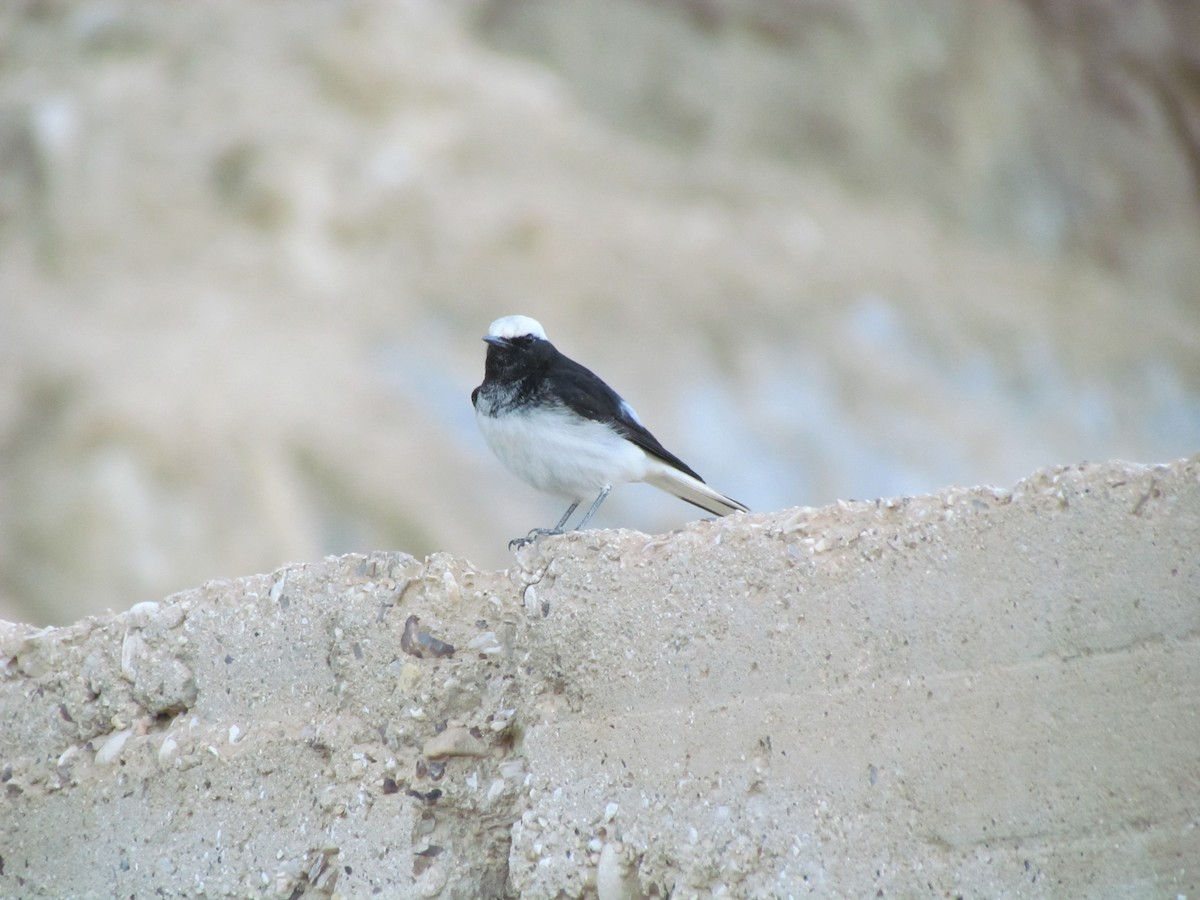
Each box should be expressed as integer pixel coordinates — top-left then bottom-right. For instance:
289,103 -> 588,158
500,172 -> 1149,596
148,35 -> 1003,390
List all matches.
508,527 -> 564,551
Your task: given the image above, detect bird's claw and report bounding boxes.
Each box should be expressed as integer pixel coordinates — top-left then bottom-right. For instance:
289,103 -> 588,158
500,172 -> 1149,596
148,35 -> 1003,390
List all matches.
508,527 -> 564,551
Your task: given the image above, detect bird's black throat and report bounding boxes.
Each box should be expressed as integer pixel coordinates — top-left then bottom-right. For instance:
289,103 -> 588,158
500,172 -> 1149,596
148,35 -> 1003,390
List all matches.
473,336 -> 558,417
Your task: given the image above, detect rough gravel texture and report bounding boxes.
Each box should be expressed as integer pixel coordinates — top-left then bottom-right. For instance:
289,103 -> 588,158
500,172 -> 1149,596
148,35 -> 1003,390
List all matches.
2,457 -> 1198,898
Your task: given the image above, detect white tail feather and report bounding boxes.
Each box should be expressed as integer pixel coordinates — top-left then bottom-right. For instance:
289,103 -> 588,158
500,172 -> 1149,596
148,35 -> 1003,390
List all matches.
643,462 -> 748,517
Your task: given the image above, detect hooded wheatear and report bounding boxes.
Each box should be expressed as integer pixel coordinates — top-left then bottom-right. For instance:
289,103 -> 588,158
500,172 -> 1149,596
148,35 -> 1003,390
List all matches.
471,315 -> 748,548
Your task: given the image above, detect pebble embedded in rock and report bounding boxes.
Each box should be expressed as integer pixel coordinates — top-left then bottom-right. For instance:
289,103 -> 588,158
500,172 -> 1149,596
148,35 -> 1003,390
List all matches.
422,726 -> 487,759
401,615 -> 455,659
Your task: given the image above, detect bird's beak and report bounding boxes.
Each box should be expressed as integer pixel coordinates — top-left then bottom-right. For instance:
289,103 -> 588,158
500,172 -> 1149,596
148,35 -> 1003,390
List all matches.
482,335 -> 506,346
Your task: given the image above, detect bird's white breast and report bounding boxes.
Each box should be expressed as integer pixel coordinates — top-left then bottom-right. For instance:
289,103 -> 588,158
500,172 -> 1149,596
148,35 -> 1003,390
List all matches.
476,405 -> 649,500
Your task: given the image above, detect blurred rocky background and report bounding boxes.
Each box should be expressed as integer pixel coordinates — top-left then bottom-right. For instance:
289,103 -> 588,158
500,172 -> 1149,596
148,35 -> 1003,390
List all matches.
2,0 -> 1198,624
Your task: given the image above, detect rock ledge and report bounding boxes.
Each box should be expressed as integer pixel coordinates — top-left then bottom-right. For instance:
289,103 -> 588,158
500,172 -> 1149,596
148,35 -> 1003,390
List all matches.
2,457 -> 1198,897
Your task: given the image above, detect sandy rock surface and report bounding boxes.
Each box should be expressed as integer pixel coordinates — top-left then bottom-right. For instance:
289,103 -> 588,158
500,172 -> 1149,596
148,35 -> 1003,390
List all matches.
2,456 -> 1197,897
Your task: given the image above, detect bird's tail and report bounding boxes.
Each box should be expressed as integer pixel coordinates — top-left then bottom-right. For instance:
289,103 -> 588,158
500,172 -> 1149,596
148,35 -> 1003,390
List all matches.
644,461 -> 749,517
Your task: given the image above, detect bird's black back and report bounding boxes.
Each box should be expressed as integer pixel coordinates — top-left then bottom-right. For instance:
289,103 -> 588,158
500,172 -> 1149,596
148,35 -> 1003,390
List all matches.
475,336 -> 708,484
547,352 -> 707,483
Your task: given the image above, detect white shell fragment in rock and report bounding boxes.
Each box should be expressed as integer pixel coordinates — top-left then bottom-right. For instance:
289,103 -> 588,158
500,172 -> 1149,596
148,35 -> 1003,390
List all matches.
441,570 -> 460,602
489,708 -> 516,731
95,729 -> 133,765
158,736 -> 179,764
120,630 -> 148,682
499,759 -> 525,780
467,631 -> 502,654
597,842 -> 641,900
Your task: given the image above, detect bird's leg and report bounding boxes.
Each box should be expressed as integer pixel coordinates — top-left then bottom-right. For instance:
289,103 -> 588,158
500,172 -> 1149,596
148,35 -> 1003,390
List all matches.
574,484 -> 612,530
509,500 -> 579,550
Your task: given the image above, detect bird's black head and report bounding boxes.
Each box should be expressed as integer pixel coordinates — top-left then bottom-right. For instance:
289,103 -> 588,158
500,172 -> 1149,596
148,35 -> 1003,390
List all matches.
481,315 -> 556,382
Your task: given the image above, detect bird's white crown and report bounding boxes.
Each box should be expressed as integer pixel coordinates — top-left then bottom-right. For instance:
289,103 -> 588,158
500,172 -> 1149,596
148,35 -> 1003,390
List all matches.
487,315 -> 547,341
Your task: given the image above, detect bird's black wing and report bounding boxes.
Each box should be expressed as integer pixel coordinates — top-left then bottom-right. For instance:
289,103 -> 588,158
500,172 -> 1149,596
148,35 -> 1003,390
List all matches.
545,353 -> 707,483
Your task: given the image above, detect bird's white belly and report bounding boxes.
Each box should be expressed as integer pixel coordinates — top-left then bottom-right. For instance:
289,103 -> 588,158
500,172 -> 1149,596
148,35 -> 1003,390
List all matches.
477,406 -> 649,500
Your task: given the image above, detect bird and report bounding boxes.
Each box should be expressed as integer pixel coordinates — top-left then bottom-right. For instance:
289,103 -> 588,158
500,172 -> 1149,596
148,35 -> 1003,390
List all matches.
471,314 -> 748,548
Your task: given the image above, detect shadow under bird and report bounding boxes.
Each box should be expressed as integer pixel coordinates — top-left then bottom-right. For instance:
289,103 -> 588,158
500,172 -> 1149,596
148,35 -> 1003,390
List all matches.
471,315 -> 749,548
